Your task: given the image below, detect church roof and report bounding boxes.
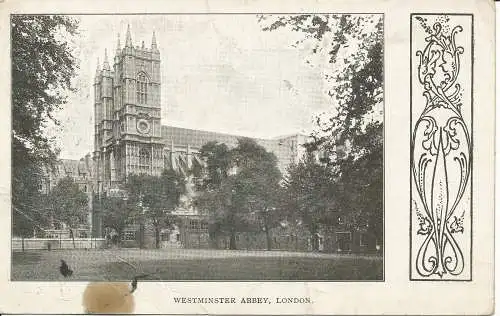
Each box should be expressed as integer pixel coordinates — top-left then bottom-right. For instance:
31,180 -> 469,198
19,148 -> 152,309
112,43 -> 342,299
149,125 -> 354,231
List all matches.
161,125 -> 241,149
56,158 -> 92,179
59,159 -> 80,175
161,125 -> 306,150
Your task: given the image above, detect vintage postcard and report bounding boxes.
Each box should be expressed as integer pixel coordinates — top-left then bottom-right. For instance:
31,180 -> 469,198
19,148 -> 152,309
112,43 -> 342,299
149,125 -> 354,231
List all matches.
0,0 -> 495,314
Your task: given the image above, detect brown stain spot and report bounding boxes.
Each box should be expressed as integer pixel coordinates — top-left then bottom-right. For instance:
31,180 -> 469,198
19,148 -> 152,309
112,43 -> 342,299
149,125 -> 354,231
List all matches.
83,282 -> 135,314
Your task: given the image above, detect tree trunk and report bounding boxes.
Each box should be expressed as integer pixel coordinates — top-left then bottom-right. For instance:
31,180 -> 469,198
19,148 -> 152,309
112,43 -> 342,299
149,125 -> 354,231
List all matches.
208,223 -> 220,249
155,225 -> 160,249
138,221 -> 145,249
229,231 -> 237,250
311,220 -> 322,252
264,212 -> 272,251
117,229 -> 123,248
265,226 -> 272,251
309,225 -> 318,252
70,228 -> 76,249
21,236 -> 25,252
209,231 -> 218,249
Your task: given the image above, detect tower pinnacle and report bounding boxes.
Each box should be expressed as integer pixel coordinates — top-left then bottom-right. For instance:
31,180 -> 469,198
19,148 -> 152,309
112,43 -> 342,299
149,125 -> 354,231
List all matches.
103,48 -> 110,70
151,31 -> 158,50
95,57 -> 100,76
116,33 -> 121,54
125,24 -> 132,47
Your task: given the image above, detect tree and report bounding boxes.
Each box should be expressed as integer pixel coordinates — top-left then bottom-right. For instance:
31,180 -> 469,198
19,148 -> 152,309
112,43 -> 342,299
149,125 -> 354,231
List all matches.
195,138 -> 283,250
282,153 -> 339,237
196,141 -> 232,190
100,196 -> 138,245
47,177 -> 88,247
232,138 -> 283,250
126,170 -> 185,249
335,130 -> 383,250
12,163 -> 44,239
260,14 -> 383,250
11,15 -> 79,238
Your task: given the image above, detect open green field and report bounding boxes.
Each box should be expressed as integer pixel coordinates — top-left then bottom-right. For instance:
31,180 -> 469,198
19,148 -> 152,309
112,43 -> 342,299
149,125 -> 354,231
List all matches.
12,248 -> 383,281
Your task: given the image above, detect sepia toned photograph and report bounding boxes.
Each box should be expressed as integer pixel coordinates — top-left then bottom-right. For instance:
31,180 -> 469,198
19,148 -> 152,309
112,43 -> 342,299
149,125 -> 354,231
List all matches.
11,13 -> 383,281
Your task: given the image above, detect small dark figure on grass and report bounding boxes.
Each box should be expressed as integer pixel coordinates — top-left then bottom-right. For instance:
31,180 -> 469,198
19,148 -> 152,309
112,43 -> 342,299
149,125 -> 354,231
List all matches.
59,259 -> 73,277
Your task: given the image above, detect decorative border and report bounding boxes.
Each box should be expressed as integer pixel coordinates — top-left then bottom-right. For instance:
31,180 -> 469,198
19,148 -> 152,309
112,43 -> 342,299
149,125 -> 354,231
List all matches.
410,14 -> 473,281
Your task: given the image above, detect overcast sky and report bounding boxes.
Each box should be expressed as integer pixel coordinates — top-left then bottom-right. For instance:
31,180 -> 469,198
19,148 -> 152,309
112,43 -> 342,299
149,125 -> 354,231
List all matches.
49,15 -> 336,160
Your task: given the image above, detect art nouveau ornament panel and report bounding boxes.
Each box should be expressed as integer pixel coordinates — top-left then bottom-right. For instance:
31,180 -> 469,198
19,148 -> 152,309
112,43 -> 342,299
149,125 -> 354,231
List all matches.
410,14 -> 473,281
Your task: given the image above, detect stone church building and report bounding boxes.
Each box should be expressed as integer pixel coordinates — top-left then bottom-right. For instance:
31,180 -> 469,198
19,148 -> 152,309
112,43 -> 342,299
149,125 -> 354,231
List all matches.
38,27 -> 374,253
41,26 -> 314,247
92,26 -> 308,196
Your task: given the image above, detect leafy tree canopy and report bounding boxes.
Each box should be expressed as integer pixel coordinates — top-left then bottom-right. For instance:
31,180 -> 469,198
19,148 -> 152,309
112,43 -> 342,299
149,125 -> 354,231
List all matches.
100,196 -> 137,236
282,153 -> 338,234
12,15 -> 79,166
126,169 -> 185,213
11,15 -> 79,236
260,14 -> 383,245
195,138 -> 283,248
48,177 -> 88,228
124,170 -> 186,248
259,14 -> 383,162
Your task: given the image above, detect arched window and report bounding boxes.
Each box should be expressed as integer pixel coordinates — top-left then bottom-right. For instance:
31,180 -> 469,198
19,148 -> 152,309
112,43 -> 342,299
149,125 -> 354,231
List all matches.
136,73 -> 148,104
139,147 -> 151,173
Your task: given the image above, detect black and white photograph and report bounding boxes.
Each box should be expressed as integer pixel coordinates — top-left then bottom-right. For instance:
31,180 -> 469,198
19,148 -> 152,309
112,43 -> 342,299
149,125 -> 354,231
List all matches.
11,12 -> 380,282
1,0 -> 496,314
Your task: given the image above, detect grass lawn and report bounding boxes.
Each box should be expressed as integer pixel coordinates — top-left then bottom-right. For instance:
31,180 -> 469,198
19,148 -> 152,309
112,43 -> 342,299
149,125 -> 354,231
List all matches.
12,248 -> 383,281
101,257 -> 382,280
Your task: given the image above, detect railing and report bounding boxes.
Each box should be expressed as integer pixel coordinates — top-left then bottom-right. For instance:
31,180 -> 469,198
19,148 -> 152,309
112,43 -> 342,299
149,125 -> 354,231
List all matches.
12,237 -> 106,251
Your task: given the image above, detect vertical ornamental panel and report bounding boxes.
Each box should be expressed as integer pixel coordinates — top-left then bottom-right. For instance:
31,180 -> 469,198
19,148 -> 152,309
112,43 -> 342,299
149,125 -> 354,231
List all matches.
410,14 -> 472,280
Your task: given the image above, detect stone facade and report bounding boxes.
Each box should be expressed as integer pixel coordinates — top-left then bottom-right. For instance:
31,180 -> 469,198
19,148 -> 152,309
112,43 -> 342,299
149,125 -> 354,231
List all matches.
41,26 -> 312,243
33,27 -> 380,254
93,26 -> 163,195
90,26 -> 309,198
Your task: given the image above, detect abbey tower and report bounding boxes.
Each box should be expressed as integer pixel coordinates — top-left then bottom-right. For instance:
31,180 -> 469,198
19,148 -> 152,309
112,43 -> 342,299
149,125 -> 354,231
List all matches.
93,25 -> 164,195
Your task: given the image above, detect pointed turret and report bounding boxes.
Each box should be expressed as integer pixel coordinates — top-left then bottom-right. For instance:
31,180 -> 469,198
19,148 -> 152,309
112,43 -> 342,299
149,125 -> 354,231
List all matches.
115,33 -> 121,54
125,24 -> 132,47
95,57 -> 101,76
114,34 -> 121,66
151,31 -> 158,50
103,48 -> 110,70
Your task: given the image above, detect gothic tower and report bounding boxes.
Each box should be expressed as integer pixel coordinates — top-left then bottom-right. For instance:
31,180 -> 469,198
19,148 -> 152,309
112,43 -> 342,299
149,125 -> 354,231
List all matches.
93,25 -> 164,196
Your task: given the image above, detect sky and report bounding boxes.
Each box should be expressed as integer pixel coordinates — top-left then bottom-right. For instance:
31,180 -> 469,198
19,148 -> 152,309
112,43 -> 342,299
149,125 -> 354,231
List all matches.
49,15 -> 337,160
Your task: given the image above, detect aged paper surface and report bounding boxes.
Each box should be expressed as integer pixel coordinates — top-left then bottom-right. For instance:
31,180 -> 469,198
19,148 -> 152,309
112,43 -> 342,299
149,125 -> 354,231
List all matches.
0,0 -> 495,314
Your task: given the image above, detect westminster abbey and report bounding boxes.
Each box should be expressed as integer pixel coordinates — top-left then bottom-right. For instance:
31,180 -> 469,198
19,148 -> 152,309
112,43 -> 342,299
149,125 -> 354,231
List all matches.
40,26 -> 307,234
